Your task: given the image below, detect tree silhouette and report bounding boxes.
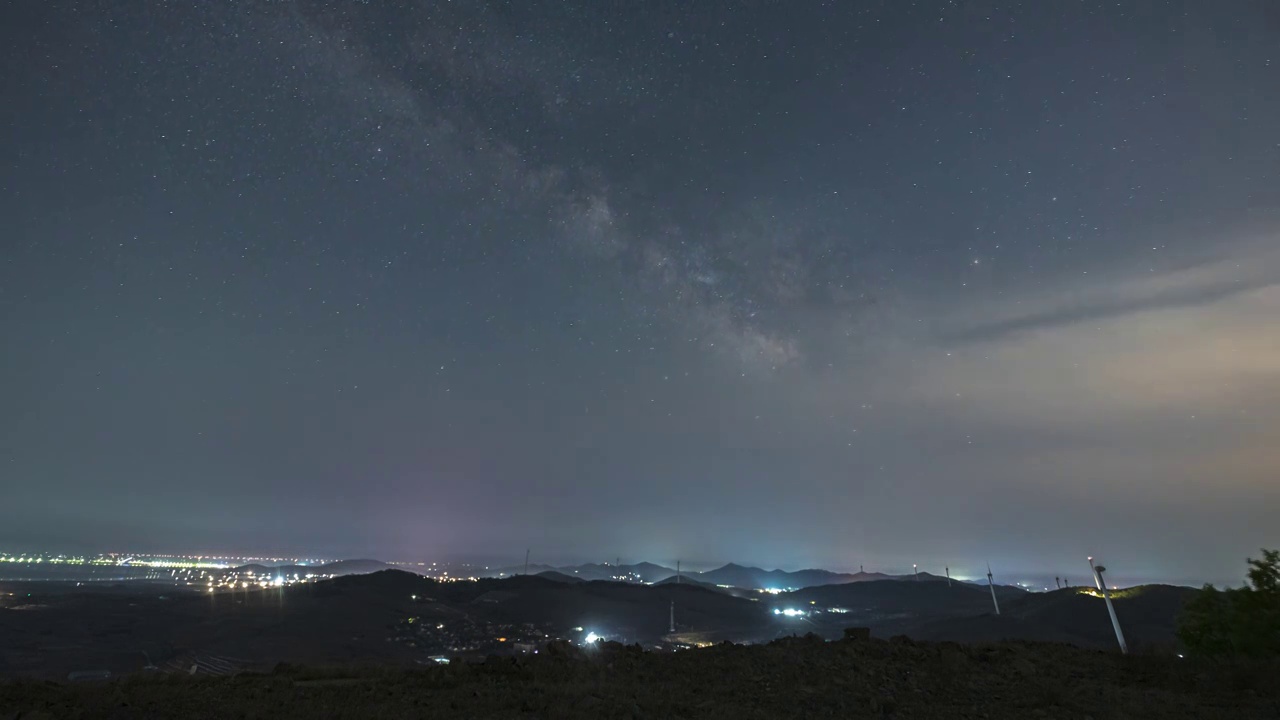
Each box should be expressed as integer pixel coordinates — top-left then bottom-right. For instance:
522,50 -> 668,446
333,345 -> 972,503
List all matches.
1178,549 -> 1280,657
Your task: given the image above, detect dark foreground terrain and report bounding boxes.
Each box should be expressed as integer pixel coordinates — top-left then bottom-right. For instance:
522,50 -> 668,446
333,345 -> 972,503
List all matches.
3,635 -> 1276,719
0,569 -> 1197,681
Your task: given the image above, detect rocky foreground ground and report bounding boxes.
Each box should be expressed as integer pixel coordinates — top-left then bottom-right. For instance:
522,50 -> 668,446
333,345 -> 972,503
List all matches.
2,634 -> 1276,719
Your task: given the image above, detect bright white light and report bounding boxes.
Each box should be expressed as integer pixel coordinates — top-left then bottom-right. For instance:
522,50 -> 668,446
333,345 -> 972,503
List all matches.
273,576 -> 284,587
584,632 -> 600,644
773,608 -> 806,617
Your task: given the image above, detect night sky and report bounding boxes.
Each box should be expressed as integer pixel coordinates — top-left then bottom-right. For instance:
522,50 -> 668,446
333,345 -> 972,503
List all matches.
3,2 -> 1277,584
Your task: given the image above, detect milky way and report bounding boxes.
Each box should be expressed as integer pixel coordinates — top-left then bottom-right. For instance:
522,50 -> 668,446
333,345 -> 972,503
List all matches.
2,2 -> 1277,585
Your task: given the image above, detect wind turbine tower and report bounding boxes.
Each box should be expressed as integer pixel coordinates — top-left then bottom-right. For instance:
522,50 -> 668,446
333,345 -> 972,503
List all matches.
986,563 -> 1001,615
1090,558 -> 1128,655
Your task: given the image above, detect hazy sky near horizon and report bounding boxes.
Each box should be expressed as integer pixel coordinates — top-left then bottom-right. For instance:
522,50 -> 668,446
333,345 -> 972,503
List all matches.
2,1 -> 1277,586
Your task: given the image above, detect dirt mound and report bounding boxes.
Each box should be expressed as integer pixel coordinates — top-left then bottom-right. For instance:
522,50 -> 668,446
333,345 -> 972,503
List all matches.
2,635 -> 1275,719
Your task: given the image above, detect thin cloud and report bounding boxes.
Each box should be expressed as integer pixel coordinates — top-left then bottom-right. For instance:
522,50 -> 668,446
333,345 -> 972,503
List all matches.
944,276 -> 1277,344
941,245 -> 1279,345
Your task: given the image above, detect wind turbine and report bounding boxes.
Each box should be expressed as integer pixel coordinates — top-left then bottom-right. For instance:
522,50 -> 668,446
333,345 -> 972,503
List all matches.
986,563 -> 1001,615
1089,558 -> 1128,654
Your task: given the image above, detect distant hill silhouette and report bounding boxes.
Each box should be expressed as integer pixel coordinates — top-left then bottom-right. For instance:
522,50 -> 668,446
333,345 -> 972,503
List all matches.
801,576 -> 1020,605
229,559 -> 394,578
488,563 -> 559,577
0,570 -> 1198,681
477,560 -> 991,591
908,584 -> 1195,650
468,578 -> 768,640
501,562 -> 678,583
628,562 -> 680,583
535,570 -> 585,584
688,563 -> 946,590
653,575 -> 731,595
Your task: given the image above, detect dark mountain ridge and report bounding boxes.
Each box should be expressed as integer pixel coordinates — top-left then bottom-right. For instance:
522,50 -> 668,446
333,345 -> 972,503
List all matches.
1,571 -> 1200,683
228,559 -> 393,578
479,560 -> 1022,592
909,584 -> 1195,650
